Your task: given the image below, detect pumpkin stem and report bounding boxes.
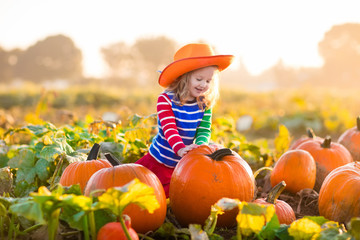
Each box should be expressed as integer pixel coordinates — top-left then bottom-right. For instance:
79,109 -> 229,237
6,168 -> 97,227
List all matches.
266,181 -> 286,204
320,136 -> 332,148
357,116 -> 360,131
253,167 -> 273,179
207,148 -> 233,161
104,153 -> 121,166
307,128 -> 316,138
87,143 -> 101,161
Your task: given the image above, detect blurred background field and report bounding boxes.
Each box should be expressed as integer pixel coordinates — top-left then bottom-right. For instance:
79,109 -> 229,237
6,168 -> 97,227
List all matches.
1,13 -> 360,146
1,82 -> 359,144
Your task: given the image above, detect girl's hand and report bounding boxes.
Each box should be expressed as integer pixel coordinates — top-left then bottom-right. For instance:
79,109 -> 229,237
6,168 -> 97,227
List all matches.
177,144 -> 199,157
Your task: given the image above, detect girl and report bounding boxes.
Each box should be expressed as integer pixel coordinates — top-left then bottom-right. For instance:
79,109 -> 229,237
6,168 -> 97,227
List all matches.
136,43 -> 234,197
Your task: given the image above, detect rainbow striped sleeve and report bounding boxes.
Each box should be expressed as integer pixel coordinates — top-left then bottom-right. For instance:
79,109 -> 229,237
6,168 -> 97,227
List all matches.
157,93 -> 186,154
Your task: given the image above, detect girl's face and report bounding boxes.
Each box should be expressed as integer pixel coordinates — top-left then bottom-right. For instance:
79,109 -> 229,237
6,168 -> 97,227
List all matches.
187,66 -> 217,101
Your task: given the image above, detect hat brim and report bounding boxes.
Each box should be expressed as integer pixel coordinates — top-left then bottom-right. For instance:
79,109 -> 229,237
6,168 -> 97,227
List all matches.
158,55 -> 234,87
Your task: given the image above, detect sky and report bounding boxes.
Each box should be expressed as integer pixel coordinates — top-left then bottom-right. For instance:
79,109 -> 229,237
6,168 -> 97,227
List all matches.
1,0 -> 360,77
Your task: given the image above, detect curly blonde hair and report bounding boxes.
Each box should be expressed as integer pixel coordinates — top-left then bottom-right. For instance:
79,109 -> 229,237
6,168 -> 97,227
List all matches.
166,66 -> 219,110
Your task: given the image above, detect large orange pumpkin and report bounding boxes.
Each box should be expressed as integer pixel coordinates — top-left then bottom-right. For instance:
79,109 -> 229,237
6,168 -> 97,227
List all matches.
297,136 -> 353,191
338,116 -> 360,161
318,162 -> 360,223
270,149 -> 316,194
254,181 -> 296,225
169,145 -> 255,227
59,143 -> 112,192
289,128 -> 322,150
84,154 -> 167,234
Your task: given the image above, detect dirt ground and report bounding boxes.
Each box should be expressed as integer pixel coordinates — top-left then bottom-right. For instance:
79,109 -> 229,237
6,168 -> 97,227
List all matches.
256,173 -> 319,219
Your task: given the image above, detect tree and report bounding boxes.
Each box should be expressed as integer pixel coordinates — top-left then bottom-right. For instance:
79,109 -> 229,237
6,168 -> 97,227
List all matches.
101,41 -> 135,79
0,47 -> 23,83
15,34 -> 83,82
318,23 -> 360,87
0,47 -> 13,82
101,36 -> 177,87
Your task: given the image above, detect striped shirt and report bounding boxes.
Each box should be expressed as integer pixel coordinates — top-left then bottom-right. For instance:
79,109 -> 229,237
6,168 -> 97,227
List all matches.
149,91 -> 212,167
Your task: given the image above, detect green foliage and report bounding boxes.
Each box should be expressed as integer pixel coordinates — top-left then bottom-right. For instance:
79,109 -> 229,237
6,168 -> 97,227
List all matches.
1,88 -> 360,239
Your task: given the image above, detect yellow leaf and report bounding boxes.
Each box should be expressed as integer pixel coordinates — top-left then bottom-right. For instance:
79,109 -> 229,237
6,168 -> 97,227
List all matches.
85,115 -> 94,124
62,195 -> 92,211
124,128 -> 150,142
24,113 -> 44,125
237,202 -> 275,236
43,135 -> 53,145
37,186 -> 51,196
97,178 -> 160,217
288,218 -> 321,240
274,124 -> 291,159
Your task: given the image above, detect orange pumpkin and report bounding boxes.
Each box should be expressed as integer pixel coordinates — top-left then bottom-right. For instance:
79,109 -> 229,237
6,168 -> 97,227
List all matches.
97,215 -> 139,240
59,143 -> 112,192
318,162 -> 360,223
289,128 -> 322,150
169,145 -> 255,227
338,116 -> 360,161
270,149 -> 316,194
84,154 -> 166,234
254,181 -> 296,224
297,136 -> 353,191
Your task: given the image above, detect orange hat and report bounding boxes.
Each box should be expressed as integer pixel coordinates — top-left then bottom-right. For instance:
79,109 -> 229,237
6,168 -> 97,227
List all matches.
158,43 -> 234,87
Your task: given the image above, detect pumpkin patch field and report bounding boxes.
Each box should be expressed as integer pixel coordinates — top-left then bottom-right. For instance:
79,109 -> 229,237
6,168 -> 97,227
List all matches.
0,86 -> 360,239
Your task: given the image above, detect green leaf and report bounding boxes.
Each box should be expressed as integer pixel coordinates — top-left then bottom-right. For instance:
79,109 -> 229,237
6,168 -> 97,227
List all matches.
57,138 -> 74,154
99,142 -> 125,161
66,151 -> 87,164
275,225 -> 293,240
10,200 -> 45,224
93,209 -> 117,233
154,222 -> 177,238
8,148 -> 35,169
14,181 -> 37,197
129,114 -> 143,127
97,178 -> 160,218
61,184 -> 82,195
0,155 -> 9,168
0,202 -> 6,216
348,218 -> 360,240
25,124 -> 50,137
318,227 -> 346,240
259,214 -> 280,240
8,148 -> 37,184
40,144 -> 64,162
35,158 -> 50,181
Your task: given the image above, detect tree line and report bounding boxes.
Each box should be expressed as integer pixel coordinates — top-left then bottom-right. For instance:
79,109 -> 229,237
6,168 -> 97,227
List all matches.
0,23 -> 359,89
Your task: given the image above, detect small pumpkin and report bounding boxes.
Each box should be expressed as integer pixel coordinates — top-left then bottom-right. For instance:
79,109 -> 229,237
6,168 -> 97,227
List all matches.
84,154 -> 166,234
270,149 -> 316,194
97,215 -> 139,240
169,145 -> 255,227
338,116 -> 360,161
59,143 -> 112,192
318,162 -> 360,223
289,128 -> 322,150
297,136 -> 353,191
254,181 -> 296,224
